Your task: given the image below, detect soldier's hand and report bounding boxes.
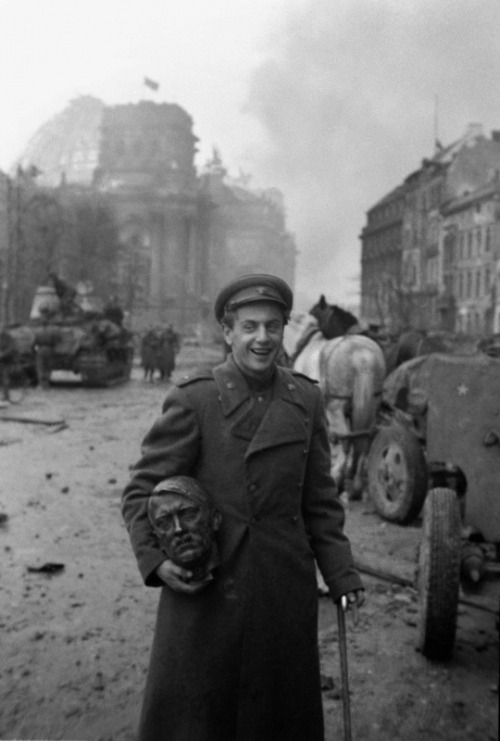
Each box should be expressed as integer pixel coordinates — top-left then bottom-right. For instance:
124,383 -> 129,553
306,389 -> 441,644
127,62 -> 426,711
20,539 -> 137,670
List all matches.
336,589 -> 365,626
155,559 -> 212,594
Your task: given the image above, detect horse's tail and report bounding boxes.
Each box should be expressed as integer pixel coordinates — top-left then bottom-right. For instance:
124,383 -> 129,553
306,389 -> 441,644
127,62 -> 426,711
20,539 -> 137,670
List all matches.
351,350 -> 378,436
348,348 -> 381,496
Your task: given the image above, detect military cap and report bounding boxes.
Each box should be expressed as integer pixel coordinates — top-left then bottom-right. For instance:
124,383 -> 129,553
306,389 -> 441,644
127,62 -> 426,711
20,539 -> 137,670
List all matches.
214,274 -> 293,322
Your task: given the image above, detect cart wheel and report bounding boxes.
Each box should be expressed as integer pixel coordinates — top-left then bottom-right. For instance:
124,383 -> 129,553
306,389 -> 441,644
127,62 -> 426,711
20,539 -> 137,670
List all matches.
417,488 -> 461,660
367,421 -> 427,524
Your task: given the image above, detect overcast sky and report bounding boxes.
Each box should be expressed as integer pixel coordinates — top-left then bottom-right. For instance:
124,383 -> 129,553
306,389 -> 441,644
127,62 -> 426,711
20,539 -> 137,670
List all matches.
0,0 -> 499,310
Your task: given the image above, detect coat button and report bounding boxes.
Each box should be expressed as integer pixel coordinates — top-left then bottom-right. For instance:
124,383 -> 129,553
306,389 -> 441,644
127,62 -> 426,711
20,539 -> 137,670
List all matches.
288,383 -> 295,390
227,381 -> 235,390
248,483 -> 257,493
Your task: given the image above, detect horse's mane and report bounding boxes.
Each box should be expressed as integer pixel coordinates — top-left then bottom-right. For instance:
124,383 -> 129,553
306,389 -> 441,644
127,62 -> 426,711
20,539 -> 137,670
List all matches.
330,304 -> 358,324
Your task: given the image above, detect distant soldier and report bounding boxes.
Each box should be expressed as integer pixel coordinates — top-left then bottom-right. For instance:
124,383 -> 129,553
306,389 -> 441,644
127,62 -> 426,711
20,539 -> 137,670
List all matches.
141,328 -> 161,382
33,306 -> 61,389
165,324 -> 180,354
103,295 -> 125,327
48,272 -> 77,314
0,327 -> 16,402
157,325 -> 180,380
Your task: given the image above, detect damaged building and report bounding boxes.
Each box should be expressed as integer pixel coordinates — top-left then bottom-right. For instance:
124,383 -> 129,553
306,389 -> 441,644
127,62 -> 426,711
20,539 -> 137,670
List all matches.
10,95 -> 296,332
360,124 -> 500,337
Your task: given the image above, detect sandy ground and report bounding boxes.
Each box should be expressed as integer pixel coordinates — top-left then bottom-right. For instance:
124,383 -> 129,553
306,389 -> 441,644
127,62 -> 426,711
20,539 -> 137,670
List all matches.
0,345 -> 498,741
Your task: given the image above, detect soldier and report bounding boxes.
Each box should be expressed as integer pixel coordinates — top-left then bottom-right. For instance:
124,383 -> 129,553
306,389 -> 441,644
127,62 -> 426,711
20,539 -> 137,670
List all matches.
122,274 -> 364,741
33,306 -> 61,389
0,327 -> 16,402
48,272 -> 77,315
157,324 -> 180,380
103,295 -> 124,327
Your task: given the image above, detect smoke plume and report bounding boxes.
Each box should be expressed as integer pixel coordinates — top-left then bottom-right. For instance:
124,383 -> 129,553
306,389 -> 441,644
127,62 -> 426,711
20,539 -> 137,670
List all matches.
245,0 -> 500,311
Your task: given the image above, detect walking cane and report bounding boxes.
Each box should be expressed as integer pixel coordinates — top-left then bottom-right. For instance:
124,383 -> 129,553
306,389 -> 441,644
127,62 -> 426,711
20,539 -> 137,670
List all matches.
337,595 -> 352,741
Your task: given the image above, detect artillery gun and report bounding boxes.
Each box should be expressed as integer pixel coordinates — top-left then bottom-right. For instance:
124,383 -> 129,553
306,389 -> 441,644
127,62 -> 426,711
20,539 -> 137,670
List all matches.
366,352 -> 500,660
8,281 -> 134,387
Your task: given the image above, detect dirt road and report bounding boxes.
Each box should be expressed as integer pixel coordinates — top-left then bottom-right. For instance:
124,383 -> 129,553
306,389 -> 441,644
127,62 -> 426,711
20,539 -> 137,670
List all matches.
0,346 -> 497,740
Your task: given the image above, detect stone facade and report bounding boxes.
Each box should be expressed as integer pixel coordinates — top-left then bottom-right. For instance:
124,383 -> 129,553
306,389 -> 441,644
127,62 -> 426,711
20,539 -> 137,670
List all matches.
0,172 -> 9,322
95,101 -> 201,330
12,97 -> 296,334
441,180 -> 500,335
360,125 -> 500,337
198,152 -> 296,315
360,185 -> 405,332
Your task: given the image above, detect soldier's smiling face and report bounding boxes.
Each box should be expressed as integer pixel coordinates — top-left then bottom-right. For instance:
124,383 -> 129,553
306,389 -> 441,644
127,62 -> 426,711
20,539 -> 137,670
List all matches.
223,302 -> 285,379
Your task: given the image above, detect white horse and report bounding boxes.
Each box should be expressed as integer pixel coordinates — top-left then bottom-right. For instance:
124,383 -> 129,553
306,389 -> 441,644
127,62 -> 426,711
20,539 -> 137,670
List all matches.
283,312 -> 386,497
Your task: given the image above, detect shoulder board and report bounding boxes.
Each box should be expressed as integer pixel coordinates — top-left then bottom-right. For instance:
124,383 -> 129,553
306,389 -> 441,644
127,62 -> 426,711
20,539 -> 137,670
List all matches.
290,370 -> 319,384
176,373 -> 214,388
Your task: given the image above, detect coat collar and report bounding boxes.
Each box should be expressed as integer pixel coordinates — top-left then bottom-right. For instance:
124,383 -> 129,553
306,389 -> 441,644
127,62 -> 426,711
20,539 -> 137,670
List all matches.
212,355 -> 307,417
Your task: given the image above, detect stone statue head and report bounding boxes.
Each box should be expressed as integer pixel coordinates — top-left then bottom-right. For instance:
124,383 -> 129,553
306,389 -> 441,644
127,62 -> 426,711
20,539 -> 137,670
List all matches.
148,476 -> 221,576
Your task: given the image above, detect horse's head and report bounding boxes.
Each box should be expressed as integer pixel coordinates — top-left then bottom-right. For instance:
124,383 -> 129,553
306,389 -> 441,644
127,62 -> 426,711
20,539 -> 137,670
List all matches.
282,311 -> 320,358
309,295 -> 329,324
309,295 -> 359,339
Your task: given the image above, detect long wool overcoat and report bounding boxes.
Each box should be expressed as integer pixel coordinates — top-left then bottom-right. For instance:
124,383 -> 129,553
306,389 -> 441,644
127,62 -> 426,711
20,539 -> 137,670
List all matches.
121,356 -> 362,741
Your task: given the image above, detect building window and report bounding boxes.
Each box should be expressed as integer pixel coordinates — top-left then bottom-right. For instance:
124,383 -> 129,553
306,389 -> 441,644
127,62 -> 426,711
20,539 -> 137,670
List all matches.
458,272 -> 464,299
485,266 -> 491,292
467,271 -> 472,298
476,227 -> 481,255
476,269 -> 481,298
468,231 -> 473,259
485,225 -> 491,252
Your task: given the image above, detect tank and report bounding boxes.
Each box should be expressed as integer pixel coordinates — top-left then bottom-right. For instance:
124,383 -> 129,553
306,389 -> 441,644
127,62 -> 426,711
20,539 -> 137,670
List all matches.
9,281 -> 134,387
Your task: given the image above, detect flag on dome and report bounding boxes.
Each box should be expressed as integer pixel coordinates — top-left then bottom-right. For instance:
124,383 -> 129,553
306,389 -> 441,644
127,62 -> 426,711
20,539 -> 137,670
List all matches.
144,77 -> 159,91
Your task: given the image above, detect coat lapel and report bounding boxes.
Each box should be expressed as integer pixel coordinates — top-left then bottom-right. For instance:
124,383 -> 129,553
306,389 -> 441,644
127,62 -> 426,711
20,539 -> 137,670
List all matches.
212,359 -> 309,453
245,367 -> 309,457
212,359 -> 251,417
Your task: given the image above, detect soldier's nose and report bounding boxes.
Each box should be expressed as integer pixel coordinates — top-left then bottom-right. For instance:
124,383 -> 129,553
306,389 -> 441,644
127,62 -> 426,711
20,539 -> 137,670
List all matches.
255,325 -> 268,341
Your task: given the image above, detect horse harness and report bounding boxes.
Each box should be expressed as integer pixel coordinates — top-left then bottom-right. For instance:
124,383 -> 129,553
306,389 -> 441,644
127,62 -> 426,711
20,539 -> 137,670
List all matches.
292,327 -> 382,444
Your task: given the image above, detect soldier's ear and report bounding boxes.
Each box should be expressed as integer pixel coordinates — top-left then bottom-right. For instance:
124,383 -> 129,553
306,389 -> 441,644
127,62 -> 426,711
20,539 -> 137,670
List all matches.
222,324 -> 232,345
